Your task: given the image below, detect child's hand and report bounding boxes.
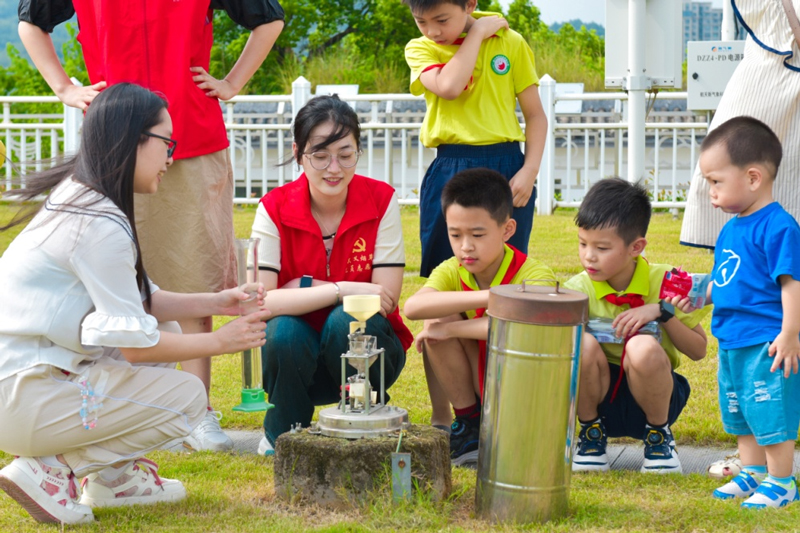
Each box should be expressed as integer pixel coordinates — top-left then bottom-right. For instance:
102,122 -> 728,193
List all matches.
668,295 -> 697,314
769,331 -> 800,377
214,283 -> 266,316
213,310 -> 270,354
471,15 -> 509,41
508,166 -> 537,207
612,304 -> 660,338
191,67 -> 239,100
415,321 -> 450,353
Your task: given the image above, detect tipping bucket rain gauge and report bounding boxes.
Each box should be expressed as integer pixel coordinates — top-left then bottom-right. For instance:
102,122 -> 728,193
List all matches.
314,295 -> 408,438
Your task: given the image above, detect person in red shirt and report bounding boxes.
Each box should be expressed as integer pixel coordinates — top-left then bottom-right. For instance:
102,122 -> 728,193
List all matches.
18,0 -> 284,452
250,95 -> 412,455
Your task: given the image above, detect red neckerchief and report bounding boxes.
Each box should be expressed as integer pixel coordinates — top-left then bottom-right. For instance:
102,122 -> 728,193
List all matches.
602,293 -> 645,402
459,245 -> 527,400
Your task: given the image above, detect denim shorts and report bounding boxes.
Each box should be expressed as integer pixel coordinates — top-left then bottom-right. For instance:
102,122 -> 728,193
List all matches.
418,142 -> 535,277
718,342 -> 800,446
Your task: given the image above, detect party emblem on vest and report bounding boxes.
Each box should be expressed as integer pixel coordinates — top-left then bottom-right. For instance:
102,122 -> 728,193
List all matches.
491,54 -> 510,75
352,237 -> 367,253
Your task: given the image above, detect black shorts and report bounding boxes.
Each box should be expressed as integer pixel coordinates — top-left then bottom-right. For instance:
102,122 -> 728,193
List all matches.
598,363 -> 691,439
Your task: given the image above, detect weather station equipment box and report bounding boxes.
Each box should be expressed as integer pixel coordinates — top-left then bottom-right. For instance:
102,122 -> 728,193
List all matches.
604,0 -> 682,89
687,40 -> 745,111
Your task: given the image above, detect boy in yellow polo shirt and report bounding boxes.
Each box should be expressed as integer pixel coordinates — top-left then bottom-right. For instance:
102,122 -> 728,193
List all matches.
564,178 -> 709,474
404,0 -> 548,429
404,169 -> 555,465
404,0 -> 547,277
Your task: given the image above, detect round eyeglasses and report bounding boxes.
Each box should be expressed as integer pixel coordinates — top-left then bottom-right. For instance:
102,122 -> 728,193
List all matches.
304,150 -> 362,170
143,131 -> 178,158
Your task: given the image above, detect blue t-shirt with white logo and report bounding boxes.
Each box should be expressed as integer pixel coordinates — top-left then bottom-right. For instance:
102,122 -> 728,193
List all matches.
712,202 -> 800,349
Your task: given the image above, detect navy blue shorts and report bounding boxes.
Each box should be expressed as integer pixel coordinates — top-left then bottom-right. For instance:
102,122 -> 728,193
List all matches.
598,363 -> 691,439
418,142 -> 536,277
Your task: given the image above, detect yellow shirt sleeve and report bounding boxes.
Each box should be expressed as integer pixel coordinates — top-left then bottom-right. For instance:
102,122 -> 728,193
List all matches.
405,38 -> 441,97
510,257 -> 557,285
508,30 -> 540,94
423,257 -> 462,292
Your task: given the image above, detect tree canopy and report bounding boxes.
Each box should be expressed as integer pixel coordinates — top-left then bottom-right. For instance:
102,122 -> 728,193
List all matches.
0,0 -> 605,97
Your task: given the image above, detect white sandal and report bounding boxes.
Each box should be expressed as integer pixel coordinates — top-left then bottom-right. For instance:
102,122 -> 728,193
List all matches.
707,451 -> 742,479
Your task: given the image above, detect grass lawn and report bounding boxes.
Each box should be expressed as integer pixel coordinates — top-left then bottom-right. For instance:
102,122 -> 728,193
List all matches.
2,203 -> 797,531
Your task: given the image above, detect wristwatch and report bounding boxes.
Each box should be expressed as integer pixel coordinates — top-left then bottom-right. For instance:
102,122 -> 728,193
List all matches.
656,300 -> 675,323
300,275 -> 313,288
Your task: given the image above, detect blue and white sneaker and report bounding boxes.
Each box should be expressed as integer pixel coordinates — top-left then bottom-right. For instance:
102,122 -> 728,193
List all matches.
257,436 -> 275,457
741,479 -> 799,509
450,415 -> 480,466
573,420 -> 610,472
713,471 -> 763,499
641,425 -> 682,474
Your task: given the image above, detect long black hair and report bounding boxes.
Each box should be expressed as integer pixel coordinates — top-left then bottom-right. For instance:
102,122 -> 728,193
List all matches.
291,94 -> 361,165
2,83 -> 168,306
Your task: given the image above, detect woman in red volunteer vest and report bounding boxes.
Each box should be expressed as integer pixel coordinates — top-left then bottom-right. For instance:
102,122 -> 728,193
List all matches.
250,95 -> 412,454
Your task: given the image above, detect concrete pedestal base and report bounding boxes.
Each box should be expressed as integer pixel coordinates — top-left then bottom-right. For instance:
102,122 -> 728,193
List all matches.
274,425 -> 451,507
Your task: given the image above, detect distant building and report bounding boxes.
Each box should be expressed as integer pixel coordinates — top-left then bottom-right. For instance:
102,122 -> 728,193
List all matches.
683,1 -> 722,59
682,1 -> 745,59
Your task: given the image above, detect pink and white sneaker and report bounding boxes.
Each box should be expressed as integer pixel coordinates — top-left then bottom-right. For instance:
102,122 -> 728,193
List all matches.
0,456 -> 94,524
79,458 -> 186,508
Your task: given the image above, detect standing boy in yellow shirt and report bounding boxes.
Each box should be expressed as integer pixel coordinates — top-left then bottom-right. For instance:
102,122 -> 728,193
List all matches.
404,0 -> 548,427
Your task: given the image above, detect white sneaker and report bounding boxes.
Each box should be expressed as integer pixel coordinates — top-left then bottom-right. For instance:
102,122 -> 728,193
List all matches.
79,458 -> 186,508
257,436 -> 275,457
184,409 -> 234,452
0,457 -> 94,524
713,471 -> 764,499
741,479 -> 800,509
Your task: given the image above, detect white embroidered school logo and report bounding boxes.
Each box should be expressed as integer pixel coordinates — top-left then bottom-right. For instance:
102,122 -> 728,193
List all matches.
491,54 -> 510,75
713,249 -> 741,287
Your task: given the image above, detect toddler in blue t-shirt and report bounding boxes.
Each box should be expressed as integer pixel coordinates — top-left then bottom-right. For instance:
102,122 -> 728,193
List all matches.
684,116 -> 800,509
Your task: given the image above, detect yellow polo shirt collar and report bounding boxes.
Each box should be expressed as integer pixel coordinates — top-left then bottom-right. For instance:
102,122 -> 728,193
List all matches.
590,257 -> 650,300
457,11 -> 507,40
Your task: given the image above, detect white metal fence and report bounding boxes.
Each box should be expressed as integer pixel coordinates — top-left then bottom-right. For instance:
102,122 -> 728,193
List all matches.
1,76 -> 710,211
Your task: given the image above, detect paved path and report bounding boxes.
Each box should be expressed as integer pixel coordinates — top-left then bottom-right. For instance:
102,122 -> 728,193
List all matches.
221,429 -> 740,475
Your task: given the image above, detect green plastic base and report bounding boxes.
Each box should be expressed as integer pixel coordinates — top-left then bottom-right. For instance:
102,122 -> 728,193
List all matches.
232,388 -> 274,412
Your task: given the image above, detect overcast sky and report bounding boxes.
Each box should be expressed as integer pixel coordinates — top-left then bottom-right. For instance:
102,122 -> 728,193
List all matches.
499,0 -> 726,26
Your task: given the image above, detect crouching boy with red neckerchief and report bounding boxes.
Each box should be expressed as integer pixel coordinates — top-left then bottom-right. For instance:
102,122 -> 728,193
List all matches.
404,168 -> 555,466
564,178 -> 710,475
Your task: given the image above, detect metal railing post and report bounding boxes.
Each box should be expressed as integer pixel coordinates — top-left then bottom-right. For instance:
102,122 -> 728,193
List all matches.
291,76 -> 311,181
63,78 -> 84,154
538,74 -> 557,215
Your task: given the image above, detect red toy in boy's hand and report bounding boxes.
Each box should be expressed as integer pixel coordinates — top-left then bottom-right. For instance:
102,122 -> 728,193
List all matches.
660,268 -> 693,299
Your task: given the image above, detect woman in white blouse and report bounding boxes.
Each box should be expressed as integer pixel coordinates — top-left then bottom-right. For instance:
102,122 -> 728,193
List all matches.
0,83 -> 269,525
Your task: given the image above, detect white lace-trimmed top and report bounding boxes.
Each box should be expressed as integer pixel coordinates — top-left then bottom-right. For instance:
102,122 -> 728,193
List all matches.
0,178 -> 160,381
681,0 -> 800,248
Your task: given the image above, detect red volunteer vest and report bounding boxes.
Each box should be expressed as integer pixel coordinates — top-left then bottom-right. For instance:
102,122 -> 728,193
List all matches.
261,174 -> 413,352
459,245 -> 527,399
72,0 -> 228,160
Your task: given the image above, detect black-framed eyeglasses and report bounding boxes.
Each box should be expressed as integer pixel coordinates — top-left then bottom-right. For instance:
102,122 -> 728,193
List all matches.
303,150 -> 362,170
143,131 -> 178,158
